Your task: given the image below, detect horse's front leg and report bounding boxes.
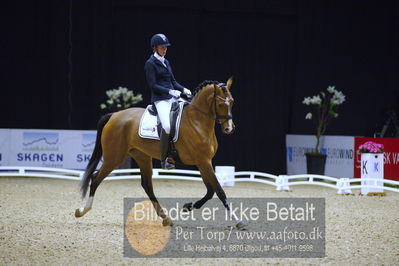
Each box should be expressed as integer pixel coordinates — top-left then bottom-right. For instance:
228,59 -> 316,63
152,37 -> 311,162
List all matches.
185,161 -> 247,230
182,184 -> 214,212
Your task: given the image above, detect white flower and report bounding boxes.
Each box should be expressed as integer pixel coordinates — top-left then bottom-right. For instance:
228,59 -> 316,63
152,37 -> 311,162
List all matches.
123,94 -> 129,102
327,86 -> 336,93
331,90 -> 346,105
117,104 -> 121,108
305,112 -> 312,120
310,95 -> 322,105
107,99 -> 114,105
100,104 -> 106,109
303,97 -> 312,105
108,90 -> 118,99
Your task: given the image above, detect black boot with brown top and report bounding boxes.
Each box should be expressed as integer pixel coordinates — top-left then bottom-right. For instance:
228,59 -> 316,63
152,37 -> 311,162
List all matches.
160,130 -> 175,170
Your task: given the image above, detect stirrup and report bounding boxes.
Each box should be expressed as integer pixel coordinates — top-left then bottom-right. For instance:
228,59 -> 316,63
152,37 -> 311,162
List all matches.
161,159 -> 175,170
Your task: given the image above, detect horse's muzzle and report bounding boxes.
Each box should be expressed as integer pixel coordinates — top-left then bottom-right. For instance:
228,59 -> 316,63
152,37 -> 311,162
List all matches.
223,125 -> 235,134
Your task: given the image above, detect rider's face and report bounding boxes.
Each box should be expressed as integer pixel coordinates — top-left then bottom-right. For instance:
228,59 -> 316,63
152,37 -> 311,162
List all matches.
156,46 -> 167,56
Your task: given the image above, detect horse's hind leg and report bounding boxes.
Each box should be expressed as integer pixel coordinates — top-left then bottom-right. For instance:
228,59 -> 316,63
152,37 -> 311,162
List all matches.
75,161 -> 119,217
130,149 -> 173,226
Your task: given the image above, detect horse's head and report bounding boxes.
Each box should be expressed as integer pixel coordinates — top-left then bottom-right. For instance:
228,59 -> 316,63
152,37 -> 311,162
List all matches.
213,77 -> 235,134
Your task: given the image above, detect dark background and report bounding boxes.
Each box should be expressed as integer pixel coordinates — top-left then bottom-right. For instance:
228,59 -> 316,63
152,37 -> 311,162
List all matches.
1,0 -> 398,174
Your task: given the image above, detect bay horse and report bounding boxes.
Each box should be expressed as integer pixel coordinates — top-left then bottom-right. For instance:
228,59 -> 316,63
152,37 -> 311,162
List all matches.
75,77 -> 245,228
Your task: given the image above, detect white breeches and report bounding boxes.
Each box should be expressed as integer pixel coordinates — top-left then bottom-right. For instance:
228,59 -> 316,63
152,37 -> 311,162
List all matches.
154,97 -> 178,134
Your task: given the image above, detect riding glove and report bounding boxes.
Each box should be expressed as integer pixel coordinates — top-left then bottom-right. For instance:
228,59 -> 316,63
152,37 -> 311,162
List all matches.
183,88 -> 192,95
169,90 -> 181,98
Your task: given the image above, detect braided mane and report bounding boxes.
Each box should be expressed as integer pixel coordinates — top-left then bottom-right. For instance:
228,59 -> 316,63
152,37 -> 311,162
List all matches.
193,80 -> 219,96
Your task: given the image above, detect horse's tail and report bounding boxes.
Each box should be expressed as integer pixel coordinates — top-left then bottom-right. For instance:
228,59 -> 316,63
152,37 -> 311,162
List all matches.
80,113 -> 112,199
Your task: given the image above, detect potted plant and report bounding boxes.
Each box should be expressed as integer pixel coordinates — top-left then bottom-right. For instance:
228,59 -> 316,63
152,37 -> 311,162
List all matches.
100,86 -> 143,168
358,141 -> 384,154
358,141 -> 384,195
100,86 -> 143,112
303,86 -> 346,174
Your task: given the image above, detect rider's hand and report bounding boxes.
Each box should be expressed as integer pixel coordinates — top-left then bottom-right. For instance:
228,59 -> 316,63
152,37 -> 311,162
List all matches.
169,89 -> 181,98
183,88 -> 192,96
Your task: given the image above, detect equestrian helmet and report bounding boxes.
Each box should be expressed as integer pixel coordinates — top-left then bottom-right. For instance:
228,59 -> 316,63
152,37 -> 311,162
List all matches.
150,33 -> 171,47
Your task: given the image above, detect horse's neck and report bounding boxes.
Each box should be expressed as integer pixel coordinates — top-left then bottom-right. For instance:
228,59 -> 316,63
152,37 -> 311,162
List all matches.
186,86 -> 215,132
191,87 -> 214,114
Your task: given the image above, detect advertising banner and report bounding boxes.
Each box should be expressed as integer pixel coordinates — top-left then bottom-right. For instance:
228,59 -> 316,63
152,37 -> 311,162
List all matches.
354,137 -> 399,180
286,135 -> 354,177
0,129 -> 11,166
4,129 -> 99,170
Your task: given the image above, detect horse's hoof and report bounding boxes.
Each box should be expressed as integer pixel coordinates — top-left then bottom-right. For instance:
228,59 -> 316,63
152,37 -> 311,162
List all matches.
182,202 -> 193,212
75,208 -> 83,218
236,221 -> 248,231
75,207 -> 90,218
162,218 -> 173,227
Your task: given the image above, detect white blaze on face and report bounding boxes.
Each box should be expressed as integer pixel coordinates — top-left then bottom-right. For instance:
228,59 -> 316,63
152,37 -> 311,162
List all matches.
224,97 -> 230,106
225,97 -> 233,132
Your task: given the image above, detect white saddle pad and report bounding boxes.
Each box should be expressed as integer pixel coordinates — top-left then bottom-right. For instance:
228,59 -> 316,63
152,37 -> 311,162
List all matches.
138,101 -> 185,142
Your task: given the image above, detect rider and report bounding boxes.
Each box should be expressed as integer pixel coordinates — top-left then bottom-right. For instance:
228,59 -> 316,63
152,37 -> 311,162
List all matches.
144,33 -> 192,170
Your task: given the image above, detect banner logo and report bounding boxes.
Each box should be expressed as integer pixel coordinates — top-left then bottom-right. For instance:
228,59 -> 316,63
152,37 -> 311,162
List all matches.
18,132 -> 63,166
22,132 -> 59,151
77,133 -> 97,164
81,133 -> 96,152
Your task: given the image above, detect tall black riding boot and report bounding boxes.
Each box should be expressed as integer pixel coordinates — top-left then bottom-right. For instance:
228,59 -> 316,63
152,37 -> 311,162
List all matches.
160,130 -> 175,170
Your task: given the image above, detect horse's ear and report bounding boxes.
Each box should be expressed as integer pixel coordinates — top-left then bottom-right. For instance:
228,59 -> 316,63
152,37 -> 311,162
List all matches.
226,76 -> 233,90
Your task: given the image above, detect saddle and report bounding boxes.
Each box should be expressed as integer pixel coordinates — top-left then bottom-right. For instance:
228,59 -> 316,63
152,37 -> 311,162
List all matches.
139,100 -> 188,164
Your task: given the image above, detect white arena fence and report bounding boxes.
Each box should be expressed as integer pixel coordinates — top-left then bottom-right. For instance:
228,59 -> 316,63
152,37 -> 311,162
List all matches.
0,166 -> 399,194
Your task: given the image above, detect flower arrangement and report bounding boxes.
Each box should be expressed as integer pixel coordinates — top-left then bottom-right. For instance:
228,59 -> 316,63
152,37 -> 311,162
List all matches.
303,86 -> 346,154
100,87 -> 143,112
358,141 -> 384,153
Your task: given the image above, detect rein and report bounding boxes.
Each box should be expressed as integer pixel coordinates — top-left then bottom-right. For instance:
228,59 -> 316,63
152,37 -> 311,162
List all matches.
186,85 -> 233,125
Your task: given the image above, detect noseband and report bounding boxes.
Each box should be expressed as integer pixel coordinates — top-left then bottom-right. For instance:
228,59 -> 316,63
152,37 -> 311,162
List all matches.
188,83 -> 233,125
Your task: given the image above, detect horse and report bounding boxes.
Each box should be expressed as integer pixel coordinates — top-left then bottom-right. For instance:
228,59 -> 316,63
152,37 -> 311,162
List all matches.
75,77 -> 245,229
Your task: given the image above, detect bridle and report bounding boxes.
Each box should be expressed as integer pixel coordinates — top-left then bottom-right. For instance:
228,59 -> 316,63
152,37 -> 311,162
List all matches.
187,83 -> 233,125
